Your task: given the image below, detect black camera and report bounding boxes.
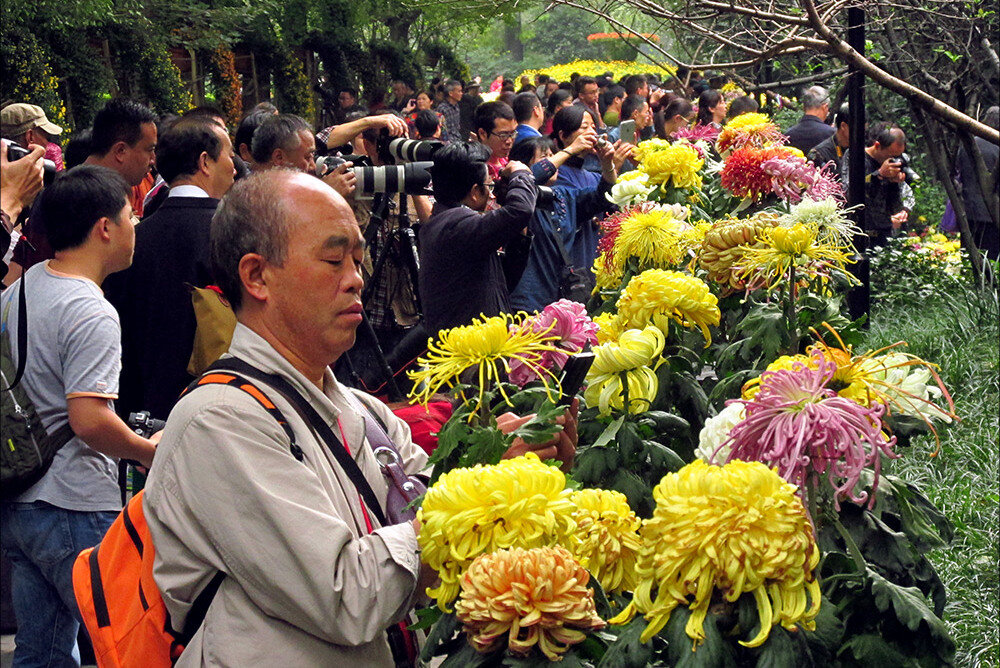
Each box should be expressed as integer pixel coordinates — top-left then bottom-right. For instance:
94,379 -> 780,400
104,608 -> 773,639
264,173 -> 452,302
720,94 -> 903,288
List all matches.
493,174 -> 555,209
317,155 -> 433,198
895,153 -> 920,183
6,143 -> 57,186
128,411 -> 165,438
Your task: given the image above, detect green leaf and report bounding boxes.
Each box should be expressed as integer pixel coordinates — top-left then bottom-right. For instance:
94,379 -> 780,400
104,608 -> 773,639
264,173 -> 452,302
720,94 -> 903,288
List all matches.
609,469 -> 651,515
588,571 -> 614,619
616,423 -> 644,462
639,411 -> 691,438
408,604 -> 442,631
643,440 -> 686,473
801,596 -> 845,662
867,568 -> 953,647
441,642 -> 495,667
664,607 -> 738,667
420,611 -> 461,662
753,625 -> 805,668
883,475 -> 954,549
598,617 -> 653,668
593,415 -> 626,447
838,633 -> 911,664
509,399 -> 564,445
574,446 -> 610,483
461,427 -> 511,467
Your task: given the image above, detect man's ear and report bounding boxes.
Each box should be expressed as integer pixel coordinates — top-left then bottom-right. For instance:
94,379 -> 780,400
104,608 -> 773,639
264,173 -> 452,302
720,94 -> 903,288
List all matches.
476,128 -> 488,143
92,216 -> 114,243
198,151 -> 211,175
111,141 -> 130,163
239,143 -> 253,162
270,148 -> 285,166
239,253 -> 269,303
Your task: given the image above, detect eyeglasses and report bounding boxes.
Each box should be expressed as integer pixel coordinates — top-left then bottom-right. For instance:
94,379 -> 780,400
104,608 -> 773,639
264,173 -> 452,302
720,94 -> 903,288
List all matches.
482,181 -> 495,192
490,130 -> 518,141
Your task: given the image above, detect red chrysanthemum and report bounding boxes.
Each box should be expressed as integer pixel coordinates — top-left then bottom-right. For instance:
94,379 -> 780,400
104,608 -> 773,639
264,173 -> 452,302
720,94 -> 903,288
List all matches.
597,202 -> 656,264
720,146 -> 798,201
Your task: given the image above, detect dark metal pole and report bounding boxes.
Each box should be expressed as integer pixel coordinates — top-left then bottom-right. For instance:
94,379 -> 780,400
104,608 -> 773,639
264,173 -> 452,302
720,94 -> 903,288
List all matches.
846,6 -> 869,324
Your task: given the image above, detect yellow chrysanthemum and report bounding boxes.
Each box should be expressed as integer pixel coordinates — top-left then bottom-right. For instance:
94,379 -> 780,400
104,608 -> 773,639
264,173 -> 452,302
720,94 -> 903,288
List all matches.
408,313 -> 561,413
635,141 -> 704,189
698,212 -> 780,289
566,489 -> 642,594
593,251 -> 624,291
417,453 -> 577,610
616,269 -> 720,345
612,208 -> 705,271
592,311 -> 625,345
584,326 -> 665,415
455,547 -> 606,661
738,221 -> 857,291
611,460 -> 821,648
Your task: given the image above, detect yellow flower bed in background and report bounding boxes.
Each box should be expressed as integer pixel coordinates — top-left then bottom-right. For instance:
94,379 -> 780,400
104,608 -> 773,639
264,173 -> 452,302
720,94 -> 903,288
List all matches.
520,59 -> 676,83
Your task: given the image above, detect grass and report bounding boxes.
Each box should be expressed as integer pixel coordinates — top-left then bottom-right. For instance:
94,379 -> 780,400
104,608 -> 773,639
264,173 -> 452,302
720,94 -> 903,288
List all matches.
863,278 -> 999,667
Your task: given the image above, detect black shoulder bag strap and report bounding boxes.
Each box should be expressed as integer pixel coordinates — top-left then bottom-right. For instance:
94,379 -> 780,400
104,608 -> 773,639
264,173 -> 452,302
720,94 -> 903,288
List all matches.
205,357 -> 389,527
1,274 -> 29,391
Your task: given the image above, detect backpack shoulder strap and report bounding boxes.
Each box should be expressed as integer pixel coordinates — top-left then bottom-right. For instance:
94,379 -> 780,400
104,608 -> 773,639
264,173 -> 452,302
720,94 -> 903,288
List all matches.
205,357 -> 389,527
1,275 -> 28,391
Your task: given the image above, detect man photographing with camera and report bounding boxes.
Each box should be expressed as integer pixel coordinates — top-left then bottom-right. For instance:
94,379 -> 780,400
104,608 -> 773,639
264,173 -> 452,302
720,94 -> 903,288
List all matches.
840,123 -> 911,247
418,142 -> 536,333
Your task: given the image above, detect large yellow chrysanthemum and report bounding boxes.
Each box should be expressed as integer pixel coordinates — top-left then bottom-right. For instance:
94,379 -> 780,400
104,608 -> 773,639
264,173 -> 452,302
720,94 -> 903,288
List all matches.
616,269 -> 720,345
584,326 -> 665,415
698,212 -> 780,290
611,460 -> 821,648
737,221 -> 857,291
635,141 -> 704,189
612,208 -> 705,271
454,546 -> 606,661
408,313 -> 562,413
593,251 -> 624,291
566,489 -> 642,594
417,453 -> 577,610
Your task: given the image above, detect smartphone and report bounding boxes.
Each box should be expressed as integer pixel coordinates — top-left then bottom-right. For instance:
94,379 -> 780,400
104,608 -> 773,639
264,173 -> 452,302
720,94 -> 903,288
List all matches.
557,352 -> 595,406
619,119 -> 637,145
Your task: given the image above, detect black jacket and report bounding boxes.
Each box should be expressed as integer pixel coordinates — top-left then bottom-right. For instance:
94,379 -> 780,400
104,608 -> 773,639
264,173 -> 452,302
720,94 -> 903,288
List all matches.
840,149 -> 901,232
418,171 -> 536,334
807,134 -> 843,173
785,114 -> 835,156
104,196 -> 219,421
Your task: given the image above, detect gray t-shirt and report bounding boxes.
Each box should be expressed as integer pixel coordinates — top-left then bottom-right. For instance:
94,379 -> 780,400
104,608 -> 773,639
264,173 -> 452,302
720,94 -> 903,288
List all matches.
1,262 -> 122,511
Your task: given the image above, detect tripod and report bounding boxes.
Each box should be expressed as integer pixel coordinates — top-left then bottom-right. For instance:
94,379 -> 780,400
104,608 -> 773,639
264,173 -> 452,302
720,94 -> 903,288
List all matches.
339,193 -> 425,401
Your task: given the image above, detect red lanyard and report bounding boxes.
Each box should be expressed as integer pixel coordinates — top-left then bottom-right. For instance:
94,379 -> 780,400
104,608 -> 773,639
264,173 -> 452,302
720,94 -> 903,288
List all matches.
336,417 -> 375,535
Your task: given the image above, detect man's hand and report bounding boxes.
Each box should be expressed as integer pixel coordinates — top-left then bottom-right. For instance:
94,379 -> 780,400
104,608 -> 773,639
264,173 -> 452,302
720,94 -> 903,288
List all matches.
321,161 -> 357,198
1,143 -> 45,220
650,88 -> 668,107
498,398 -> 578,471
604,139 -> 634,171
402,99 -> 417,115
367,114 -> 408,138
878,158 -> 904,183
501,160 -> 530,177
891,210 -> 908,229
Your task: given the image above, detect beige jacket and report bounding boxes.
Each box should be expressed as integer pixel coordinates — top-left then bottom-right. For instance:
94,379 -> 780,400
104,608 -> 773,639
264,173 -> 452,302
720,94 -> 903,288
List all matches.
144,324 -> 429,666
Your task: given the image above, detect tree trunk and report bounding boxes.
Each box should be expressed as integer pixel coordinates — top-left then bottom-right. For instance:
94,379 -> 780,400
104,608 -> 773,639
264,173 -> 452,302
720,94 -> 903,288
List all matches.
504,15 -> 523,62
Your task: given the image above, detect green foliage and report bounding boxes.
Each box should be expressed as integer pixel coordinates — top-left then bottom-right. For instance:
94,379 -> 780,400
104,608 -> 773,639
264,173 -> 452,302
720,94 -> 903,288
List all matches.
273,49 -> 315,122
0,30 -> 69,133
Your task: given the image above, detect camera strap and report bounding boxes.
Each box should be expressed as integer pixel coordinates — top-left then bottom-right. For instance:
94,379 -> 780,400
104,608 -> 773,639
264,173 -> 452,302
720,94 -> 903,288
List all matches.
1,271 -> 29,391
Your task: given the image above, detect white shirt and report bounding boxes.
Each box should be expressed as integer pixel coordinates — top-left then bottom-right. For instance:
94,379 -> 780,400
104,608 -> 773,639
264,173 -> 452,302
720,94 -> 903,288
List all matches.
167,184 -> 210,198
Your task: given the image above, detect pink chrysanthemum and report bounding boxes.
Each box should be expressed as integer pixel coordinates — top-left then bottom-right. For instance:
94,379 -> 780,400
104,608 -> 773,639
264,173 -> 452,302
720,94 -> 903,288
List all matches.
509,300 -> 599,386
720,351 -> 897,509
761,155 -> 845,204
675,123 -> 720,144
720,146 -> 795,200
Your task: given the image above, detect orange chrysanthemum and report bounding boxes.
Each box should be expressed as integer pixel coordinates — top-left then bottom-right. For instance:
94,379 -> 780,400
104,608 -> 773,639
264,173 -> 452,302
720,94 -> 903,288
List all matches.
454,547 -> 606,661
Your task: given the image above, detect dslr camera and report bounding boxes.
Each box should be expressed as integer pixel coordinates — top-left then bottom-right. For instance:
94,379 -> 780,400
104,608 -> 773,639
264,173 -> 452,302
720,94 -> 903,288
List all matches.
890,152 -> 920,183
6,143 -> 57,186
316,153 -> 433,198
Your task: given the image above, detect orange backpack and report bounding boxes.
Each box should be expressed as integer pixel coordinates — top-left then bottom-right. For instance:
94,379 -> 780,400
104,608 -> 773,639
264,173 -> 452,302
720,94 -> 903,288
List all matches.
72,369 -> 299,667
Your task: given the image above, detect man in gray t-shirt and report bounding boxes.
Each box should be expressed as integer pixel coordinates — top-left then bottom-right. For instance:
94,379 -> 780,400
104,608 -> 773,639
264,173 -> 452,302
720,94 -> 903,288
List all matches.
0,165 -> 157,666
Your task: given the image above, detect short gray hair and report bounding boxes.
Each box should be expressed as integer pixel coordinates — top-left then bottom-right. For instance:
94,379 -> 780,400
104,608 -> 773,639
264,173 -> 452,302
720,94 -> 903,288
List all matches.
801,86 -> 829,112
210,169 -> 298,311
250,114 -> 311,164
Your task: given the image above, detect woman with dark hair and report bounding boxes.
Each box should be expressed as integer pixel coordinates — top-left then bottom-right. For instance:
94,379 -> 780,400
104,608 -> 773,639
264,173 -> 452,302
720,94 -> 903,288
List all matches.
659,98 -> 695,139
696,89 -> 727,128
507,132 -> 629,312
542,89 -> 573,135
727,95 -> 759,120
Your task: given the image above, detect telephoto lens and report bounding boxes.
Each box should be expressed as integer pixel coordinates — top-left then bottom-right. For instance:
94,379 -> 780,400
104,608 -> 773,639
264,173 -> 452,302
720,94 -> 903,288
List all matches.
385,137 -> 444,164
354,161 -> 434,196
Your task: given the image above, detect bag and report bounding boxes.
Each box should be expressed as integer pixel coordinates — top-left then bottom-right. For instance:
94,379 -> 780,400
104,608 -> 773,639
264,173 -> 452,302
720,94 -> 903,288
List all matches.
1,275 -> 74,498
346,393 -> 427,524
186,285 -> 237,377
554,226 -> 595,304
940,200 -> 958,233
72,369 -> 299,668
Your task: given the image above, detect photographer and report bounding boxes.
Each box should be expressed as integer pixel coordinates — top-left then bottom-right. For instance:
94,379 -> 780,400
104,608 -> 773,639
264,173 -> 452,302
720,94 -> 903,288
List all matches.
251,113 -> 357,198
840,123 -> 909,247
418,142 -> 536,333
1,141 -> 45,281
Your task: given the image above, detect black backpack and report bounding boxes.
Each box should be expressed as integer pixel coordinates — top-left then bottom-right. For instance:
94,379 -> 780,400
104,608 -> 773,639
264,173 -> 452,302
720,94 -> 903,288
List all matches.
1,276 -> 74,498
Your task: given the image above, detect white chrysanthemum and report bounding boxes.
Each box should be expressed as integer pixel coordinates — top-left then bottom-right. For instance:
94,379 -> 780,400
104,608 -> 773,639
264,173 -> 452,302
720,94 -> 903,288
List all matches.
695,402 -> 746,464
858,353 -> 953,423
608,171 -> 655,207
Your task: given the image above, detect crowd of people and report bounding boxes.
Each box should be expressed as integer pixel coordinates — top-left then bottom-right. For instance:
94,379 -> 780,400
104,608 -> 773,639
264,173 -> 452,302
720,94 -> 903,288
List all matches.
0,67 -> 996,666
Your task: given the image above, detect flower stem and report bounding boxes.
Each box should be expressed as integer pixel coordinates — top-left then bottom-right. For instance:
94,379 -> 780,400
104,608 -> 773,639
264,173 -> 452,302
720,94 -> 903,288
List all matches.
785,263 -> 799,353
620,371 -> 630,415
